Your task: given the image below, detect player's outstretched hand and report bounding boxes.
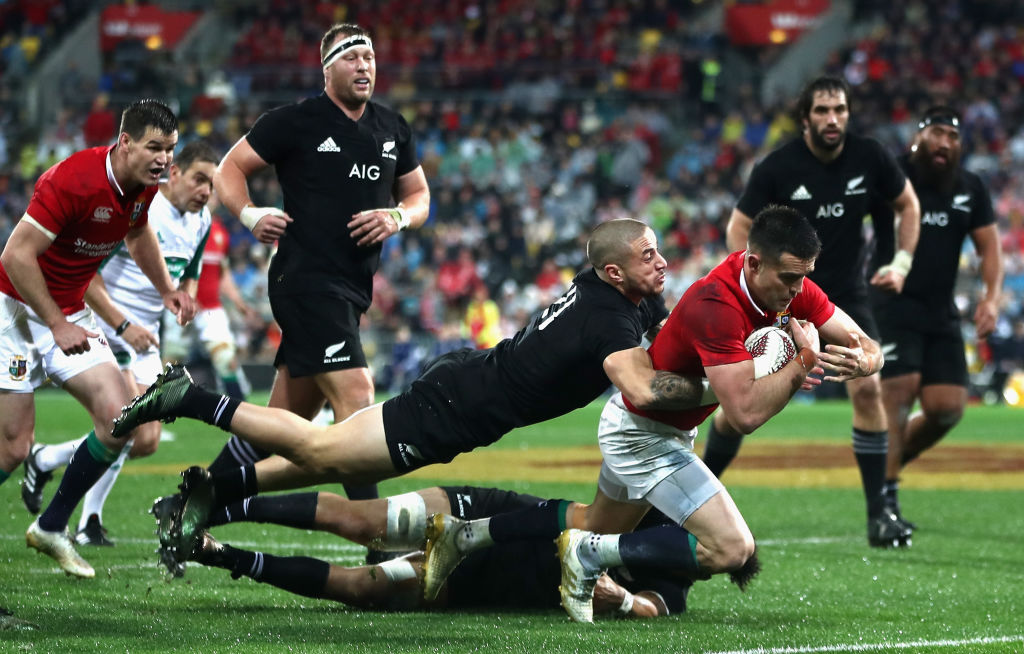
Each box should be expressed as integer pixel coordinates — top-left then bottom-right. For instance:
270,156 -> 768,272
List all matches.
818,332 -> 870,382
349,208 -> 402,247
788,320 -> 823,390
51,320 -> 97,355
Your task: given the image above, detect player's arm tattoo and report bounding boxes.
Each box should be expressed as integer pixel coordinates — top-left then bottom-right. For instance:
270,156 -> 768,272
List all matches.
646,370 -> 706,410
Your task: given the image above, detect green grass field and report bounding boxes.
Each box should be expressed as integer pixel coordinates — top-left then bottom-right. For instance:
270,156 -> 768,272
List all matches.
2,391 -> 1023,653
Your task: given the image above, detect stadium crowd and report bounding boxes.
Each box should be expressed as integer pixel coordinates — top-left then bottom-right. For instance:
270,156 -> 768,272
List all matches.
0,0 -> 1022,399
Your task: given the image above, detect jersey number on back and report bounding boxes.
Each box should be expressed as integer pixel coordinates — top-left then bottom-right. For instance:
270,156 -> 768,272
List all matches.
538,285 -> 578,330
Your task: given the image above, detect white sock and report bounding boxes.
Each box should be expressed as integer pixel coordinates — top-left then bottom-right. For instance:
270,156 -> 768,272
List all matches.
78,446 -> 129,530
578,533 -> 622,569
35,435 -> 88,472
456,518 -> 494,553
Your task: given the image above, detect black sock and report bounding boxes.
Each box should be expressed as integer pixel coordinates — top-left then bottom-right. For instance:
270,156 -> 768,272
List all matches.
852,428 -> 888,519
222,377 -> 246,401
488,499 -> 570,542
210,465 -> 260,507
883,479 -> 900,511
208,436 -> 269,473
217,545 -> 330,598
342,483 -> 379,501
618,526 -> 700,575
38,441 -> 111,532
212,492 -> 319,529
702,420 -> 744,477
180,386 -> 240,431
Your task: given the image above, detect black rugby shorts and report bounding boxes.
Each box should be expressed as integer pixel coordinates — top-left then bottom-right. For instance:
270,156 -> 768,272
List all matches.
270,293 -> 368,376
877,320 -> 967,386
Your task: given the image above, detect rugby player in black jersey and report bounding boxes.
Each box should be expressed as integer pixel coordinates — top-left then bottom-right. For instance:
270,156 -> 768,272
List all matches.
114,218 -> 715,571
719,76 -> 922,547
869,107 -> 1002,530
211,24 -> 431,508
177,485 -> 688,618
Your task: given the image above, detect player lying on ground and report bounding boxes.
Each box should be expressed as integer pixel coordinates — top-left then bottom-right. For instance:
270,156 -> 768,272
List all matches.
161,483 -> 689,617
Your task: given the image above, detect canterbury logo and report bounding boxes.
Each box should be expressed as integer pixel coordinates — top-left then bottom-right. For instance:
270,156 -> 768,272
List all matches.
93,207 -> 112,222
790,185 -> 812,200
317,137 -> 341,153
845,175 -> 866,195
952,194 -> 971,212
324,341 -> 347,357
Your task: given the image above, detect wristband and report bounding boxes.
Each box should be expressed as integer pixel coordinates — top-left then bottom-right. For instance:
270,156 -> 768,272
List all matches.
618,591 -> 635,614
882,249 -> 913,278
388,207 -> 411,231
796,347 -> 816,373
239,204 -> 286,231
115,320 -> 131,336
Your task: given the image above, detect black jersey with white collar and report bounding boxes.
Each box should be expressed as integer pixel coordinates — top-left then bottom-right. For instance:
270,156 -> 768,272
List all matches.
737,133 -> 905,297
246,93 -> 418,310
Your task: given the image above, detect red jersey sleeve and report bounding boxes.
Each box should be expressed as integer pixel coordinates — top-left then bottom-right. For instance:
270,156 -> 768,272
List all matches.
26,165 -> 82,235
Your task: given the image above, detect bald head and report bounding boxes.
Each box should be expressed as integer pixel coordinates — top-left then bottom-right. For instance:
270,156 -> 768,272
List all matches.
587,219 -> 650,269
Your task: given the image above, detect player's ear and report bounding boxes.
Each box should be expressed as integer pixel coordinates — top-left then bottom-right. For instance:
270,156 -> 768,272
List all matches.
604,263 -> 624,284
744,251 -> 761,274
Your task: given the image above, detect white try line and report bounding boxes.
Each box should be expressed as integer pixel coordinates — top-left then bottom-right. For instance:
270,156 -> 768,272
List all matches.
708,635 -> 1024,654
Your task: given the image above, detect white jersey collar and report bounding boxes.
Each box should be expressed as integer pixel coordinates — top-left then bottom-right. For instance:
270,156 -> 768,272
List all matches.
739,252 -> 767,318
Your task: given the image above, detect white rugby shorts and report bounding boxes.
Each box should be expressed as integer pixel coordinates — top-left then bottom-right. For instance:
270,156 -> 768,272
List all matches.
597,392 -> 723,525
1,293 -> 117,392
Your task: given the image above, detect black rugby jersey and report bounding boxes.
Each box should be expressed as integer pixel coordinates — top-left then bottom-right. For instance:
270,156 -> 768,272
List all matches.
871,154 -> 994,322
487,268 -> 668,432
246,94 -> 418,310
737,133 -> 905,297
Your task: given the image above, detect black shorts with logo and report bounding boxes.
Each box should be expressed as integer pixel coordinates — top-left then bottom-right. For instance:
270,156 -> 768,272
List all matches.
270,293 -> 368,377
381,349 -> 515,473
876,316 -> 967,385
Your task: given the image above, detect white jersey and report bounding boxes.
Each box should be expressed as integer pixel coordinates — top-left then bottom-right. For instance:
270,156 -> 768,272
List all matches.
99,189 -> 211,331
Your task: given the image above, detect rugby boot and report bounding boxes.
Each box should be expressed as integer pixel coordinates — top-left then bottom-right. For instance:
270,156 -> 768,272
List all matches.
422,513 -> 469,601
556,529 -> 601,623
112,364 -> 195,438
26,519 -> 95,578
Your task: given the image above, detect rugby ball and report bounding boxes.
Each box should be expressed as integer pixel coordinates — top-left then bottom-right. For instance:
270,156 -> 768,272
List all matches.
744,326 -> 797,379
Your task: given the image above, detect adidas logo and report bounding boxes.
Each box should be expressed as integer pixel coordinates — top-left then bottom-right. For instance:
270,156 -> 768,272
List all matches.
790,185 -> 812,200
317,137 -> 341,153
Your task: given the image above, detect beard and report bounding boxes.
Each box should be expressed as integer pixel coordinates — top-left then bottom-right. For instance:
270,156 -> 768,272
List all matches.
910,145 -> 960,192
807,124 -> 845,152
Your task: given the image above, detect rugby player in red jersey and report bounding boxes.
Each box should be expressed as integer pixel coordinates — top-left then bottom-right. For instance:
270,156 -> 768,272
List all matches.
0,99 -> 194,577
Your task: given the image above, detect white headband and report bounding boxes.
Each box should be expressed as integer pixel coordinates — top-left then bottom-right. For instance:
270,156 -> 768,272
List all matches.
322,34 -> 374,68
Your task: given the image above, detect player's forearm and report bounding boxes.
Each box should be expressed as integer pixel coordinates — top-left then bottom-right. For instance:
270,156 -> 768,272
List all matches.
84,275 -> 126,328
640,371 -> 716,411
717,358 -> 813,434
395,189 -> 429,230
2,251 -> 66,328
213,157 -> 254,218
125,228 -> 175,297
180,278 -> 199,299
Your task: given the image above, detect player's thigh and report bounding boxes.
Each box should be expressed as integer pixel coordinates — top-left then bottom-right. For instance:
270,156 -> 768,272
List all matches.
681,487 -> 752,552
312,404 -> 394,482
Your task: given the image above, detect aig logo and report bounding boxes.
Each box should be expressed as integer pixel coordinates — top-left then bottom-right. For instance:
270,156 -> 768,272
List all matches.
816,203 -> 844,218
922,211 -> 948,226
349,163 -> 380,180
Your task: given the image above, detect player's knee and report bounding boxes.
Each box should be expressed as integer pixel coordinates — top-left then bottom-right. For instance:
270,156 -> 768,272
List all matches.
705,530 -> 755,572
926,406 -> 963,429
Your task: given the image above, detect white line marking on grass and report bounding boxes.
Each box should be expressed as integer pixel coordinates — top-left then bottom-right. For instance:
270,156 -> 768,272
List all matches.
708,635 -> 1024,654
